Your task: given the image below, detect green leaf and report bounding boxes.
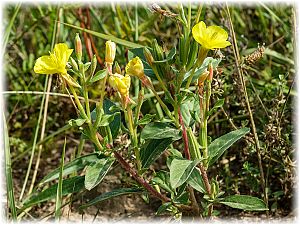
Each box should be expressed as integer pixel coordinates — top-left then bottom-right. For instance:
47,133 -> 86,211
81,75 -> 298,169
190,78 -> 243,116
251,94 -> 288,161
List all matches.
207,99 -> 224,117
68,118 -> 86,127
22,176 -> 85,210
137,114 -> 156,125
103,99 -> 121,139
98,113 -> 119,127
140,138 -> 173,169
39,153 -> 101,185
156,202 -> 172,215
89,69 -> 106,83
187,168 -> 206,194
84,157 -> 115,191
152,171 -> 174,194
183,57 -> 221,84
180,97 -> 195,127
61,22 -> 143,48
220,195 -> 268,211
80,188 -> 143,209
153,47 -> 176,63
170,159 -> 200,189
141,122 -> 181,140
208,128 -> 250,166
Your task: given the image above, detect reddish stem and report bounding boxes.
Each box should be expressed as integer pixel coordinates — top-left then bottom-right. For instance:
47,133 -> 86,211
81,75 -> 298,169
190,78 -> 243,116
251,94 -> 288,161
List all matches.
198,164 -> 211,195
178,108 -> 191,160
114,151 -> 170,203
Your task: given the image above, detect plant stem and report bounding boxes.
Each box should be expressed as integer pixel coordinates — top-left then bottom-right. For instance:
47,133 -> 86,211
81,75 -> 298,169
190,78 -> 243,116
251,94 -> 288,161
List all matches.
178,108 -> 191,159
151,66 -> 175,105
68,85 -> 89,122
113,151 -> 170,202
225,4 -> 268,210
134,87 -> 144,127
185,47 -> 209,90
149,86 -> 178,126
126,105 -> 141,171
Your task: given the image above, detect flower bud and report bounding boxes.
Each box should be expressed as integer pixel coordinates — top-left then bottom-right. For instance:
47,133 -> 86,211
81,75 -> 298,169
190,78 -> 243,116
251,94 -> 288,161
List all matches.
105,40 -> 116,65
125,57 -> 144,78
75,33 -> 82,61
108,73 -> 130,97
114,61 -> 121,74
143,47 -> 154,66
70,57 -> 78,71
90,55 -> 97,77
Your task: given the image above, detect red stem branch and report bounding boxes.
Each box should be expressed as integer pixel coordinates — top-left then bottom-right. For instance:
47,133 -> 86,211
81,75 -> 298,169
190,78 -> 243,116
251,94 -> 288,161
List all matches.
178,108 -> 191,160
114,151 -> 170,203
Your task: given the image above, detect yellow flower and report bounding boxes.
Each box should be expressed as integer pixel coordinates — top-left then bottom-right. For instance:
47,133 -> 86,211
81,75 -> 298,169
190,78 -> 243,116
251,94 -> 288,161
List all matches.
125,57 -> 144,78
34,43 -> 80,87
108,73 -> 131,97
192,21 -> 231,50
105,40 -> 116,65
34,43 -> 73,75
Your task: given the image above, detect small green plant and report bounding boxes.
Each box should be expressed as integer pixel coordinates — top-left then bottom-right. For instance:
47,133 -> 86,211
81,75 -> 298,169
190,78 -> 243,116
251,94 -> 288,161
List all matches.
17,7 -> 269,220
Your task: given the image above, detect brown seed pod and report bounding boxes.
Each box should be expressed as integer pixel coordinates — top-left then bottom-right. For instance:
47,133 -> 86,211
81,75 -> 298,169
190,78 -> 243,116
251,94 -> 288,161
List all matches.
149,3 -> 178,18
244,44 -> 265,65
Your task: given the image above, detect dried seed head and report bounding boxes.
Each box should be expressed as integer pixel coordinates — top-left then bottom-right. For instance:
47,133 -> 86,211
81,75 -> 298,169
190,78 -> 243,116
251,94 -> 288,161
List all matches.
149,3 -> 178,18
244,43 -> 265,65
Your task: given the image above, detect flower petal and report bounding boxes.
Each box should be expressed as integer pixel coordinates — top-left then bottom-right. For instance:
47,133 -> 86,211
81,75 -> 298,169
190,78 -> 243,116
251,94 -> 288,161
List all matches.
192,21 -> 207,46
207,25 -> 228,41
209,40 -> 231,49
34,55 -> 58,74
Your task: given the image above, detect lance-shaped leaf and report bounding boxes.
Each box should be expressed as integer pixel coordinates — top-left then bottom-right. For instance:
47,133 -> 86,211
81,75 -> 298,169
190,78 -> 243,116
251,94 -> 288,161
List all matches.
39,153 -> 102,185
208,128 -> 250,166
84,157 -> 115,191
219,195 -> 269,211
141,122 -> 181,140
22,176 -> 85,210
140,138 -> 173,169
170,159 -> 201,189
80,188 -> 143,209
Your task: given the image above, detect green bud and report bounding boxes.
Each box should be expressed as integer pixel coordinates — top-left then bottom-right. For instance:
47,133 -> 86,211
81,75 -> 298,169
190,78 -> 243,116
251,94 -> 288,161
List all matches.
90,55 -> 97,77
143,47 -> 154,66
152,39 -> 164,61
114,61 -> 121,74
187,127 -> 202,160
70,57 -> 78,71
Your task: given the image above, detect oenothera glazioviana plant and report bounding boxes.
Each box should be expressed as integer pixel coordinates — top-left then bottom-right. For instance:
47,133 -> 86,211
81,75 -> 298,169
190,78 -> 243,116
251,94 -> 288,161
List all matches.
21,17 -> 268,219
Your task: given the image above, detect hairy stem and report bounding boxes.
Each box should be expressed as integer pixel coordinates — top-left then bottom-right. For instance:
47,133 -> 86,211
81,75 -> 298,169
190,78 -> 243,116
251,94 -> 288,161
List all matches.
114,151 -> 170,202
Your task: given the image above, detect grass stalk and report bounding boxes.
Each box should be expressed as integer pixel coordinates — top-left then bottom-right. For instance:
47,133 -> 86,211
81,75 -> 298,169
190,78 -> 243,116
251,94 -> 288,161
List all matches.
225,4 -> 268,211
55,137 -> 66,221
3,113 -> 17,221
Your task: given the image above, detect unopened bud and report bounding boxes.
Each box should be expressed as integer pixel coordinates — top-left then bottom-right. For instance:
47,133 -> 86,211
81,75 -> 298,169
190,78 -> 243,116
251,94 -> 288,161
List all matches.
126,57 -> 144,78
143,47 -> 154,66
105,40 -> 116,65
75,33 -> 82,61
90,55 -> 97,77
70,57 -> 78,71
114,61 -> 121,74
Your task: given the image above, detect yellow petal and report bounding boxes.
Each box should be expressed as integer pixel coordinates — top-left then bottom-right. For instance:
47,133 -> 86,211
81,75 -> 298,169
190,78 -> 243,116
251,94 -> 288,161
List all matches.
207,25 -> 228,41
53,43 -> 73,66
209,40 -> 231,49
192,21 -> 208,45
34,55 -> 58,74
123,74 -> 131,89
